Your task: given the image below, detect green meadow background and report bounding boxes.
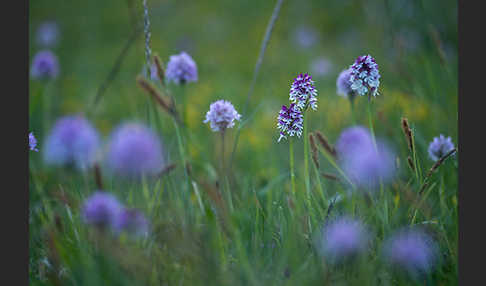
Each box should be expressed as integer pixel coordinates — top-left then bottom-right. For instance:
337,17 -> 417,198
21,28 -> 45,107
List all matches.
29,0 -> 457,285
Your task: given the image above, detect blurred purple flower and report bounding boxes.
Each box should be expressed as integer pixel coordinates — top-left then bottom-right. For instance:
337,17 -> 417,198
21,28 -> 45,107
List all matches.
114,208 -> 149,237
345,142 -> 395,190
293,25 -> 318,49
43,115 -> 100,170
310,57 -> 333,78
30,50 -> 59,80
82,191 -> 123,229
321,217 -> 369,263
29,132 -> 39,152
383,228 -> 438,277
203,100 -> 241,132
107,123 -> 165,177
336,126 -> 395,190
166,51 -> 198,85
289,73 -> 318,111
277,103 -> 303,142
36,21 -> 60,47
349,55 -> 380,97
335,126 -> 373,160
428,134 -> 455,161
336,68 -> 355,98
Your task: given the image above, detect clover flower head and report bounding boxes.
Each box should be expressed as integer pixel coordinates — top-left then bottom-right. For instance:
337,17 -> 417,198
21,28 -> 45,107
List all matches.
336,68 -> 355,98
321,217 -> 369,263
30,50 -> 60,80
29,132 -> 39,152
428,134 -> 455,161
114,208 -> 149,237
165,51 -> 198,84
289,73 -> 318,111
203,100 -> 241,132
43,115 -> 100,170
36,21 -> 60,47
383,228 -> 438,278
349,54 -> 380,97
107,123 -> 165,178
82,191 -> 123,229
277,103 -> 304,142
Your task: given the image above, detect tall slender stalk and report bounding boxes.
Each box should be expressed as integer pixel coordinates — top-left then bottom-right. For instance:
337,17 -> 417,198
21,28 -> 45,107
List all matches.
367,98 -> 386,215
91,24 -> 142,109
312,161 -> 327,216
289,138 -> 296,196
221,131 -> 225,180
410,127 -> 421,184
367,99 -> 377,150
303,112 -> 312,229
220,131 -> 233,211
142,0 -> 152,77
303,112 -> 310,198
229,0 -> 284,170
349,97 -> 357,125
173,117 -> 190,201
309,133 -> 326,208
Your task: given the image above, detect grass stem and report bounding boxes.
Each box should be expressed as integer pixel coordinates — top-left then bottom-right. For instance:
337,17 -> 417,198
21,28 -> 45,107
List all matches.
289,138 -> 296,196
367,98 -> 377,150
303,112 -> 311,209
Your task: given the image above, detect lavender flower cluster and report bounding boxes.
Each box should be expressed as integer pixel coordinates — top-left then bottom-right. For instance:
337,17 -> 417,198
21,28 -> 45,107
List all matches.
106,123 -> 165,178
31,21 -> 61,81
82,192 -> 122,228
336,126 -> 395,190
42,115 -> 165,178
30,50 -> 60,80
165,51 -> 198,85
383,228 -> 438,278
43,115 -> 100,170
82,191 -> 149,237
428,134 -> 455,161
319,218 -> 438,277
320,217 -> 369,263
203,99 -> 241,132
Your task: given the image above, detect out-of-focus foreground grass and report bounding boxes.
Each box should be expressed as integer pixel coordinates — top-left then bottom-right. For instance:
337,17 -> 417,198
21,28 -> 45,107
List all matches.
29,0 -> 457,285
